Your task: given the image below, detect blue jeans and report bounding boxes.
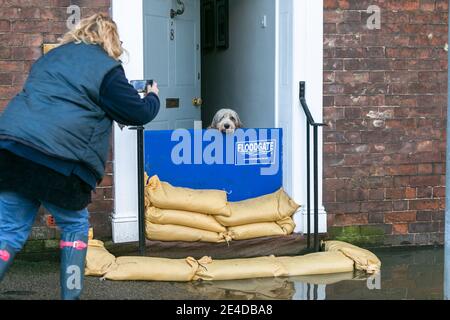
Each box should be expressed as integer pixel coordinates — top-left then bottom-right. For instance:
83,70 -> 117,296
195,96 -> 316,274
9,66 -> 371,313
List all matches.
0,192 -> 90,252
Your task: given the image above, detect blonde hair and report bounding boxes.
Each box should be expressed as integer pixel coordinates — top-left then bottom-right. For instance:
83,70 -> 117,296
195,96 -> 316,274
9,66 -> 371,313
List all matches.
59,14 -> 123,60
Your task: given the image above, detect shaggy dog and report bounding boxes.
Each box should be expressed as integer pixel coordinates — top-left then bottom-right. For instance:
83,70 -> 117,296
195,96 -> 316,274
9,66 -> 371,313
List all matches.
208,109 -> 243,134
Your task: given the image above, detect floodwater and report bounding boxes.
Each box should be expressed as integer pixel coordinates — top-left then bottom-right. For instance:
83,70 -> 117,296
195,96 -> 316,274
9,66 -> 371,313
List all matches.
1,246 -> 445,300
183,246 -> 445,300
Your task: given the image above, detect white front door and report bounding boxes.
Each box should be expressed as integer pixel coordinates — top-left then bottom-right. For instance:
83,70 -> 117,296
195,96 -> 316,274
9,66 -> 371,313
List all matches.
143,0 -> 201,130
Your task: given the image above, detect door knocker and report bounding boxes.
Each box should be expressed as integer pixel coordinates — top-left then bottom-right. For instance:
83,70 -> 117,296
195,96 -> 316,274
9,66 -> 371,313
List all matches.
170,0 -> 185,19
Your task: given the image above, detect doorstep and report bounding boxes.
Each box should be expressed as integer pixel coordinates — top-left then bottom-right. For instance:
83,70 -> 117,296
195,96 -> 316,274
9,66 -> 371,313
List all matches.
114,233 -> 329,260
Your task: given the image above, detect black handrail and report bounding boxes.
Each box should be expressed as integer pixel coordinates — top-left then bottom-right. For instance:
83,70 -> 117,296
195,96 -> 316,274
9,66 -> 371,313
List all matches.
129,126 -> 146,255
299,81 -> 327,252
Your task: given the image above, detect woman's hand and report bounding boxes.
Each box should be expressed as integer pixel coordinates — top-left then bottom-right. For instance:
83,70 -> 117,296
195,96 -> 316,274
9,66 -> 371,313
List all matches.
147,81 -> 159,96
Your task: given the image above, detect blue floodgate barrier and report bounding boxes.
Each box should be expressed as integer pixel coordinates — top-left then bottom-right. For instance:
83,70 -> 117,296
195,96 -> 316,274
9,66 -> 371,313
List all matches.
144,129 -> 283,201
135,128 -> 283,254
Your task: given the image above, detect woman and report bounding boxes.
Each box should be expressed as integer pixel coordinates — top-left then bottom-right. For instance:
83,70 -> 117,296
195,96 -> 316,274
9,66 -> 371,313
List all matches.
0,14 -> 160,300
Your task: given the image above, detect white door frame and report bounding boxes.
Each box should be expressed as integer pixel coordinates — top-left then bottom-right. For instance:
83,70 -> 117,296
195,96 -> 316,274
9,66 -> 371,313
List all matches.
111,0 -> 144,243
276,0 -> 327,234
111,0 -> 326,243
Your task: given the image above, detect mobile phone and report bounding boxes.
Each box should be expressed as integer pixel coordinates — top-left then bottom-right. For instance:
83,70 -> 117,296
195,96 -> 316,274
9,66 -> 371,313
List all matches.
130,80 -> 154,93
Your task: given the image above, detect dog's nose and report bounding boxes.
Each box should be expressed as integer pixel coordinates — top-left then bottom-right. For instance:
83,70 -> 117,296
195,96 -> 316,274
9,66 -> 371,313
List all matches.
224,123 -> 230,129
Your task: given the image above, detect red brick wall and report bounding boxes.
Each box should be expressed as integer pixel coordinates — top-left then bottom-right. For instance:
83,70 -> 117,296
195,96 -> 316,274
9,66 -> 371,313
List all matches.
323,0 -> 448,246
0,0 -> 113,239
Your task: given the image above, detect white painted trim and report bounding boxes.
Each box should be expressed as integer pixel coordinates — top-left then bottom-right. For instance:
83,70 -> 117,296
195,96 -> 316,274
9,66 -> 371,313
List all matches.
276,0 -> 294,216
111,0 -> 144,243
276,0 -> 326,234
111,214 -> 139,243
293,0 -> 326,233
274,0 -> 280,128
297,207 -> 328,234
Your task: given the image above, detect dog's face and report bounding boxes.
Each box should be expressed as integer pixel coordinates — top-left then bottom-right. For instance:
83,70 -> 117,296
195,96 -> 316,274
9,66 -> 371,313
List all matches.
209,109 -> 243,134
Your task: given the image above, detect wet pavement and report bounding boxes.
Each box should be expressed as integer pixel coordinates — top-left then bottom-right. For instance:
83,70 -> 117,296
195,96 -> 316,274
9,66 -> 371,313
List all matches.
0,246 -> 444,300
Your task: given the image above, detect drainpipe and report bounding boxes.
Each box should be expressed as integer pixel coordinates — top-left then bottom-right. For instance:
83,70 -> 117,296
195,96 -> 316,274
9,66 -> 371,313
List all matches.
445,2 -> 450,300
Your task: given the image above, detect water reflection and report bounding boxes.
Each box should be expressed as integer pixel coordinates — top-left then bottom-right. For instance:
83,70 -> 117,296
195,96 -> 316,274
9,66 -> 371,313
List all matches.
185,247 -> 444,300
187,271 -> 367,300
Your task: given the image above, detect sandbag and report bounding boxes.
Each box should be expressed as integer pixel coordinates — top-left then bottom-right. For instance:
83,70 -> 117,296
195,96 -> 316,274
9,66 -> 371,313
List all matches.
324,240 -> 381,274
215,188 -> 300,227
146,207 -> 227,233
103,256 -> 210,282
193,256 -> 287,281
145,175 -> 231,217
85,240 -> 117,277
228,218 -> 296,240
277,217 -> 296,234
145,221 -> 231,243
85,240 -> 381,282
277,252 -> 355,276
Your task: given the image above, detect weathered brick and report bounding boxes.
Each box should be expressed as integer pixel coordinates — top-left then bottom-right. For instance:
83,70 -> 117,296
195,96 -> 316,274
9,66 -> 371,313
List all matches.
417,187 -> 433,198
368,188 -> 385,201
333,213 -> 369,226
409,199 -> 440,211
385,211 -> 417,223
433,186 -> 445,198
409,222 -> 439,233
0,19 -> 10,31
417,164 -> 433,175
360,201 -> 393,213
368,212 -> 385,224
393,223 -> 409,235
405,187 -> 417,199
432,210 -> 445,221
336,189 -> 368,202
393,200 -> 409,212
0,73 -> 13,85
409,176 -> 442,187
416,211 -> 432,221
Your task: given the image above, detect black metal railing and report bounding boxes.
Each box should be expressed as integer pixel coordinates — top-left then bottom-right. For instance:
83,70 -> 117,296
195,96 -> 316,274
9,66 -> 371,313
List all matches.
129,126 -> 147,255
299,81 -> 327,252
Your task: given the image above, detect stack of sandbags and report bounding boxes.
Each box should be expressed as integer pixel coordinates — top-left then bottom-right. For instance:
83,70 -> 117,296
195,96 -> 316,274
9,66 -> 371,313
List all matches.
144,175 -> 300,242
216,189 -> 299,240
144,175 -> 232,243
